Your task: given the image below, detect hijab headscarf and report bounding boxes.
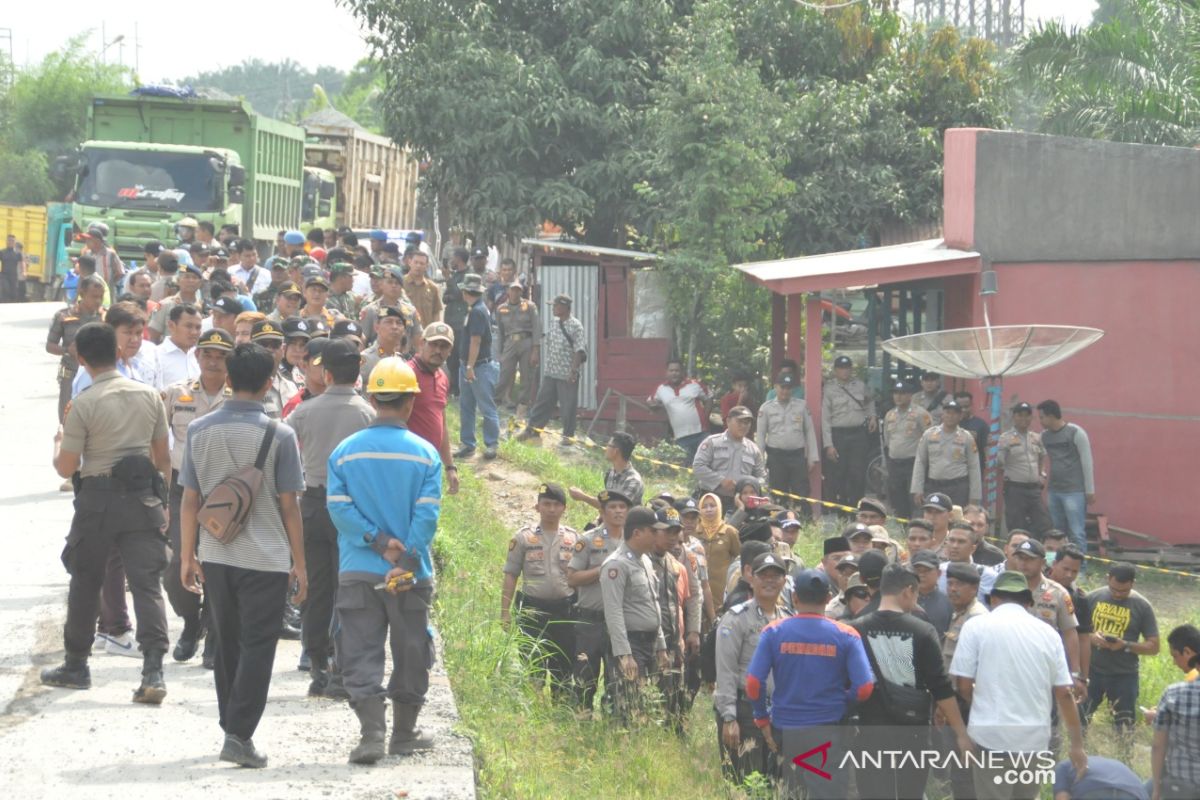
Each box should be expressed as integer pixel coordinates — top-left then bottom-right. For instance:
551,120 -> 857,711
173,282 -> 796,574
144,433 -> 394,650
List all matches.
698,492 -> 725,539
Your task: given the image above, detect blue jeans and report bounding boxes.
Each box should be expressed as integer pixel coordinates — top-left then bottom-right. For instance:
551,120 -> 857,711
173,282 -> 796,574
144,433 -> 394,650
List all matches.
459,360 -> 500,449
1048,490 -> 1087,554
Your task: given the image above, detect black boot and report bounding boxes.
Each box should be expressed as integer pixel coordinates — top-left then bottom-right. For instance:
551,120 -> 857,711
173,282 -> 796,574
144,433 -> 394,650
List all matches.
201,631 -> 215,670
173,619 -> 202,662
307,656 -> 329,697
389,703 -> 434,754
133,649 -> 167,704
40,654 -> 91,689
219,733 -> 268,768
322,666 -> 350,701
348,697 -> 387,764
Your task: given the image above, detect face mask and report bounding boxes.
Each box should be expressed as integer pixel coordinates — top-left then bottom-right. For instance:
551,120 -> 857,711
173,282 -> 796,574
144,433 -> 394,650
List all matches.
1045,551 -> 1058,566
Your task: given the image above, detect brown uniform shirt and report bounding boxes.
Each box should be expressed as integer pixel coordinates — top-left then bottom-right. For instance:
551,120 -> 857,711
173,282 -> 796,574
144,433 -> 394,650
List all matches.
164,378 -> 231,472
61,370 -> 168,477
503,524 -> 579,601
697,523 -> 740,603
943,598 -> 988,670
403,274 -> 443,326
47,304 -> 103,372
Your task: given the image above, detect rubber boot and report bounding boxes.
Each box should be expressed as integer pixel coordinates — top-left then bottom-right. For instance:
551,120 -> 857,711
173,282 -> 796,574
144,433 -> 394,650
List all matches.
133,649 -> 167,704
348,697 -> 387,764
40,654 -> 91,689
389,703 -> 434,754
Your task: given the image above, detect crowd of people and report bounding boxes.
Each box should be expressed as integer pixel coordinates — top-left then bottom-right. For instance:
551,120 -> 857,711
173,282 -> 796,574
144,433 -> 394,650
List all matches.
27,221 -> 1200,799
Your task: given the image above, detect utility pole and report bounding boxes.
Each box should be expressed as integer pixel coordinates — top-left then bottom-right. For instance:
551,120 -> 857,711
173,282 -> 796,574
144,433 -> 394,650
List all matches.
0,28 -> 13,91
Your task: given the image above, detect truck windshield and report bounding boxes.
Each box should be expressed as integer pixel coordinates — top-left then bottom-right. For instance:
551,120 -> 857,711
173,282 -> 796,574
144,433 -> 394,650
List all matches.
78,148 -> 221,212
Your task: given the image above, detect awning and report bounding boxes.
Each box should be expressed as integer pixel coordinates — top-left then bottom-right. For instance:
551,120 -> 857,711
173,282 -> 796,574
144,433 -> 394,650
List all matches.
733,238 -> 980,295
522,238 -> 658,263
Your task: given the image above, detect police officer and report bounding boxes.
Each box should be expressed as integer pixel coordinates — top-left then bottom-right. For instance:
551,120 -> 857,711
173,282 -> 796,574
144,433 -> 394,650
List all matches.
250,320 -> 298,419
649,506 -> 701,731
822,355 -> 877,509
326,263 -> 361,320
495,280 -> 541,410
883,379 -> 933,519
287,339 -> 376,697
1010,537 -> 1087,698
601,506 -> 670,723
47,274 -> 105,425
326,357 -> 442,763
500,483 -> 579,697
714,551 -> 788,782
280,316 -> 312,387
43,322 -> 172,704
692,405 -> 767,511
912,371 -> 947,424
162,328 -> 233,663
911,397 -> 982,509
360,266 -> 421,352
567,489 -> 630,715
756,373 -> 819,516
359,306 -> 408,386
998,401 -> 1054,537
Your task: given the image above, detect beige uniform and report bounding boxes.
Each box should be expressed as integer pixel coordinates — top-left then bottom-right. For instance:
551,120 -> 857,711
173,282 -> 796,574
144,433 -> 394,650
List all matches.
48,303 -> 103,422
943,598 -> 988,670
757,398 -> 820,461
821,378 -> 876,444
1029,576 -> 1078,634
997,428 -> 1045,484
263,372 -> 298,420
503,524 -> 579,601
568,526 -> 624,612
62,371 -> 169,477
911,424 -> 982,501
912,389 -> 946,424
359,344 -> 399,389
884,405 -> 934,460
164,379 -> 231,473
359,296 -> 422,348
403,274 -> 442,326
495,298 -> 541,406
149,292 -> 205,336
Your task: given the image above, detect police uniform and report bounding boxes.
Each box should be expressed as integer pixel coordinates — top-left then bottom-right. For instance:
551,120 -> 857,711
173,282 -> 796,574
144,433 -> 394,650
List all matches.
714,592 -> 787,782
912,386 -> 947,425
360,296 -> 422,352
821,359 -> 877,508
756,380 -> 819,513
601,530 -> 667,722
286,340 -> 376,690
47,302 -> 103,422
692,421 -> 767,510
45,363 -> 171,699
495,290 -> 541,408
162,333 -> 233,650
998,409 -> 1054,536
250,321 -> 298,419
648,507 -> 701,729
503,486 -> 579,692
883,386 -> 934,519
911,411 -> 982,508
568,493 -> 627,711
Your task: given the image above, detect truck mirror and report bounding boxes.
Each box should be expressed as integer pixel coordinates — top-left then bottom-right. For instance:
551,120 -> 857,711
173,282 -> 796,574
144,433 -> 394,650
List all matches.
229,165 -> 246,188
229,185 -> 245,204
320,180 -> 335,200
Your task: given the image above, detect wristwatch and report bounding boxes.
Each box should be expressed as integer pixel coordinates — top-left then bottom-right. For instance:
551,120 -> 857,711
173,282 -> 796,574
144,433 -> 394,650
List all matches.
445,465 -> 458,472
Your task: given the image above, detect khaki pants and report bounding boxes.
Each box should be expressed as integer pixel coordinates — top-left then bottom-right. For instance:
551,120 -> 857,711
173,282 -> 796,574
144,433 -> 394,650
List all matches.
496,334 -> 535,407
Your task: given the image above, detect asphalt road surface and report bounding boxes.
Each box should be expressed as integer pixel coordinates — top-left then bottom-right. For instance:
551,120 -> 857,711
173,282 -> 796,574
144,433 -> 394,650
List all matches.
0,301 -> 475,800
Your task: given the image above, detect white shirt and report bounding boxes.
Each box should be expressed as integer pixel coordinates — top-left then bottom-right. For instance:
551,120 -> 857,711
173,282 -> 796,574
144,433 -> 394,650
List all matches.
653,380 -> 708,439
352,270 -> 372,298
230,264 -> 272,295
71,345 -> 159,397
949,601 -> 1072,753
155,338 -> 200,390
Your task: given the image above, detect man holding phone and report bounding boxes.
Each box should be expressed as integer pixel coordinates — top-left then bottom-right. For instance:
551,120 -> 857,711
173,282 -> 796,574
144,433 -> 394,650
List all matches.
1085,563 -> 1159,735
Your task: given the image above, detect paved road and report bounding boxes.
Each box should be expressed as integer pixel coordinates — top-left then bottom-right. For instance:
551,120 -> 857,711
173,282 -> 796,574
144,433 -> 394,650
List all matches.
0,302 -> 475,799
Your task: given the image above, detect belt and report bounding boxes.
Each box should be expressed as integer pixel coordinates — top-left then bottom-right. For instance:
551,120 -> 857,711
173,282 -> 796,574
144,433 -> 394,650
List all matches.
928,476 -> 968,485
887,456 -> 915,464
508,332 -> 532,340
79,475 -> 118,489
576,607 -> 605,622
627,630 -> 658,641
833,425 -> 866,432
516,592 -> 572,612
1005,480 -> 1041,489
304,486 -> 327,497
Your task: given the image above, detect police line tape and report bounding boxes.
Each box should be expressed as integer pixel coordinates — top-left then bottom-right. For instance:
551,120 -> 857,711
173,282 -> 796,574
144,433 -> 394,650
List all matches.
503,419 -> 1200,581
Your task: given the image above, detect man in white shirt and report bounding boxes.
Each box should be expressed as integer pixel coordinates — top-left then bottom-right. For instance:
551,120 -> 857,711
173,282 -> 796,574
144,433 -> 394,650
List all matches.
156,304 -> 202,390
950,570 -> 1087,800
230,240 -> 272,295
73,301 -> 160,395
647,358 -> 710,463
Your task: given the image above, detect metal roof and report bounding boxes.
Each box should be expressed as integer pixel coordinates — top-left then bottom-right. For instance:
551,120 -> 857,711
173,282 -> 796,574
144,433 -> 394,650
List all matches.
521,238 -> 658,262
733,238 -> 980,295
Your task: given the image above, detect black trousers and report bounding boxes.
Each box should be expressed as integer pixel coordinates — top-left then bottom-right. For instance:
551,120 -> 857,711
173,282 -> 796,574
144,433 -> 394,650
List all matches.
204,562 -> 288,740
717,695 -> 774,784
0,269 -> 20,302
446,324 -> 463,396
164,474 -> 203,630
1003,481 -> 1053,537
855,723 -> 932,800
300,491 -> 339,669
827,427 -> 869,509
572,611 -> 610,711
766,447 -> 812,514
516,592 -> 575,692
62,484 -> 169,658
887,457 -> 916,519
927,476 -> 970,509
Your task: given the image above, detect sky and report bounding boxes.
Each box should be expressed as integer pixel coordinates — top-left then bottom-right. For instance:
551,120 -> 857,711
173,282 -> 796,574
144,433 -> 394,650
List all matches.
3,0 -> 1098,82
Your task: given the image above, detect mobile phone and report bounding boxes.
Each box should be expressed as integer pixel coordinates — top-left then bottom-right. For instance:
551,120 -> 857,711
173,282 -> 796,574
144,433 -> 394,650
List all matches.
1103,634 -> 1120,643
745,495 -> 771,509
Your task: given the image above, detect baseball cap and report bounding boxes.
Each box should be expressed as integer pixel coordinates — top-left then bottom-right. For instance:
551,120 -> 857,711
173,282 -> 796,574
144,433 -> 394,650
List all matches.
378,305 -> 408,323
305,275 -> 330,290
923,493 -> 953,512
776,373 -> 796,387
460,273 -> 485,294
624,506 -> 657,531
597,489 -> 633,507
250,320 -> 284,343
304,317 -> 330,338
823,536 -> 851,556
870,526 -> 895,545
470,246 -> 487,259
321,338 -> 362,367
181,263 -> 203,277
941,398 -> 963,411
195,328 -> 234,352
834,355 -> 852,368
281,316 -> 311,341
790,568 -> 831,600
752,552 -> 787,576
283,230 -> 305,246
1043,529 -> 1069,541
892,380 -> 915,393
677,497 -> 699,516
857,497 -> 888,518
946,562 -> 981,585
836,554 -> 859,571
991,570 -> 1033,599
1014,538 -> 1047,559
306,337 -> 332,363
269,259 -> 289,272
841,573 -> 871,601
844,523 -> 873,541
210,296 -> 242,316
910,549 -> 941,569
856,550 -> 889,585
278,281 -> 303,298
727,405 -> 754,421
422,322 -> 454,345
1012,401 -> 1034,413
774,512 -> 802,530
369,229 -> 388,242
653,506 -> 682,530
537,483 -> 567,504
331,319 -> 363,340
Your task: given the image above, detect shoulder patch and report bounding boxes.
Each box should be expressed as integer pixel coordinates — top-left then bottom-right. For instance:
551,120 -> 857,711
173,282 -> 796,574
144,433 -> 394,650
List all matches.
607,567 -> 619,580
730,602 -> 747,615
592,537 -> 604,549
574,540 -> 585,552
508,538 -> 517,552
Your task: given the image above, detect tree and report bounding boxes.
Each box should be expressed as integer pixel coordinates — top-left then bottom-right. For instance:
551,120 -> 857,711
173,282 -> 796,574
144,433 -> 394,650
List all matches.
1010,0 -> 1200,146
181,59 -> 349,120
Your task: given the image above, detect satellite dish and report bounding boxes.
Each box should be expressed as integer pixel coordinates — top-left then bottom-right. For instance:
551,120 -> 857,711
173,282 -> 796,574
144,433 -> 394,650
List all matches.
881,324 -> 1104,380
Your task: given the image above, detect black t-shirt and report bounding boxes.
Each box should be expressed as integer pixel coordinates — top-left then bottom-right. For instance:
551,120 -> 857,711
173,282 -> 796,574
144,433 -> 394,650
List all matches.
459,299 -> 493,363
0,247 -> 20,273
850,609 -> 955,723
974,540 -> 1005,567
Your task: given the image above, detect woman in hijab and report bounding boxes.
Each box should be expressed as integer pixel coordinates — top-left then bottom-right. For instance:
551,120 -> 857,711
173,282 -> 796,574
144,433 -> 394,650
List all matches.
696,493 -> 740,604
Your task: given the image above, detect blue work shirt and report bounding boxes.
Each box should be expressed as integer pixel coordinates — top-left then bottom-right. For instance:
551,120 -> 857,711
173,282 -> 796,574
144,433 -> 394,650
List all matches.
327,419 -> 442,585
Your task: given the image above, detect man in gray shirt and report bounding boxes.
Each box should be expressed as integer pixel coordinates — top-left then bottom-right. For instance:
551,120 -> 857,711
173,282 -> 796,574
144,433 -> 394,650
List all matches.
693,406 -> 767,511
1085,562 -> 1159,735
179,343 -> 307,768
1037,399 -> 1095,554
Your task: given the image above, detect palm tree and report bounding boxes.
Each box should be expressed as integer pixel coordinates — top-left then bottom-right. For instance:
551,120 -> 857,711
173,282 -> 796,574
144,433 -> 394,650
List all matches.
1009,0 -> 1200,146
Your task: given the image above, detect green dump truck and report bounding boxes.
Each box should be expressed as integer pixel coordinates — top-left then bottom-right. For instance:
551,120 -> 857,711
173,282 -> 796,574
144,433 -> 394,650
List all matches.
64,92 -> 308,261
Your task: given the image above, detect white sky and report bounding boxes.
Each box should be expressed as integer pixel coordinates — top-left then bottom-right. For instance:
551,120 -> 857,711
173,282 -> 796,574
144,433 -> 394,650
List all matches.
3,0 -> 1097,82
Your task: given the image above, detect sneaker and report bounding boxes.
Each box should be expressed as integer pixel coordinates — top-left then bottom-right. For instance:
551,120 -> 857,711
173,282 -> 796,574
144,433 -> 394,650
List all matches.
93,632 -> 106,652
102,631 -> 140,659
297,650 -> 311,672
453,445 -> 476,459
482,447 -> 497,460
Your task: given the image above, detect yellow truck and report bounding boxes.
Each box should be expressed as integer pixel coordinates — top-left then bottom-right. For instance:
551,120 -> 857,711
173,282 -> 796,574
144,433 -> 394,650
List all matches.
0,203 -> 74,299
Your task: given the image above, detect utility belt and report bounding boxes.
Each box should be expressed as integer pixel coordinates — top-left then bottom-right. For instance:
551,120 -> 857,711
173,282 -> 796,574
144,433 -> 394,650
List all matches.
627,630 -> 658,643
58,363 -> 78,381
516,591 -> 573,616
833,424 -> 869,436
77,455 -> 167,504
576,607 -> 606,622
1004,479 -> 1041,489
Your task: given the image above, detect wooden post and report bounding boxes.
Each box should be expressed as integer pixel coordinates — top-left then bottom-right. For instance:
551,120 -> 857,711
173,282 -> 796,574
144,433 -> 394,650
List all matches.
771,293 -> 786,376
806,294 -> 824,503
786,293 -> 803,367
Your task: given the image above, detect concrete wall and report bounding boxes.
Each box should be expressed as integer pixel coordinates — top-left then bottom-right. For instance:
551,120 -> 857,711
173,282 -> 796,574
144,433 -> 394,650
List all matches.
945,129 -> 1200,262
989,259 -> 1200,544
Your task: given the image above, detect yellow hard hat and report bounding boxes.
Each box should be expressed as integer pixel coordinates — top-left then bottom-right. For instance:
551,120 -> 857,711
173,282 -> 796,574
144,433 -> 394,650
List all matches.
367,356 -> 421,394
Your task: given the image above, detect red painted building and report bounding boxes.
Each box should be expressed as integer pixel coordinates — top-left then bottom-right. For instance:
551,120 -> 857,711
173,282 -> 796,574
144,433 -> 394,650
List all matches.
736,129 -> 1199,545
